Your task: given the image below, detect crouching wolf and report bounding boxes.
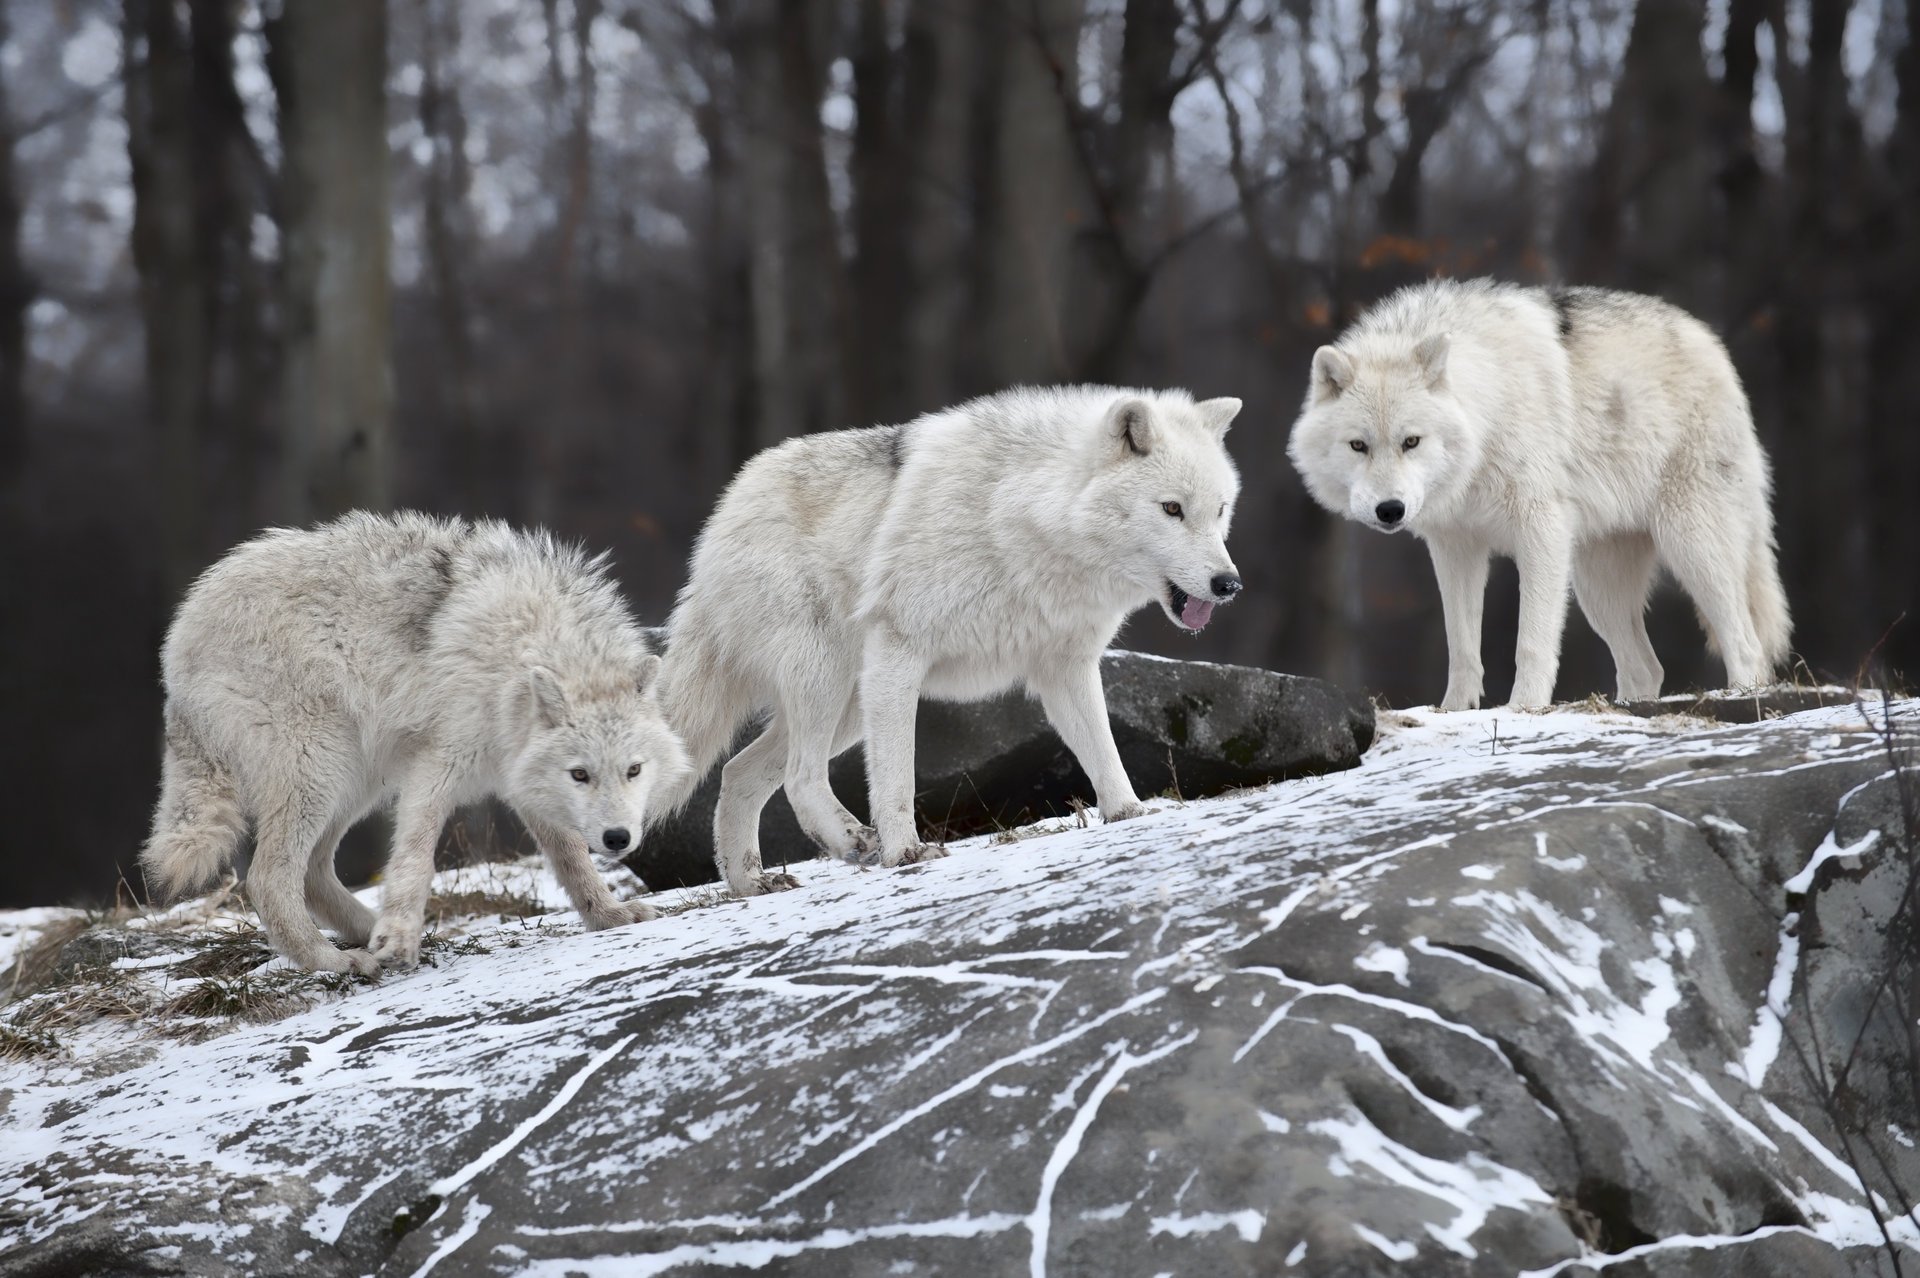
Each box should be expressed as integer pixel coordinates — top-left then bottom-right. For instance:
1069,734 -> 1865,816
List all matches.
142,512 -> 691,975
1288,279 -> 1789,709
657,386 -> 1244,896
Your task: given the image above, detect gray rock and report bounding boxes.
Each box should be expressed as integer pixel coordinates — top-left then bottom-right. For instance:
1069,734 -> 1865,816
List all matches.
3,699 -> 1916,1277
629,648 -> 1376,890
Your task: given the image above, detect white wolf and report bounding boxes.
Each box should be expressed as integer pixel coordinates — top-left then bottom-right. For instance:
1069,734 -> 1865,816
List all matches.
142,512 -> 691,975
656,385 -> 1244,896
1288,279 -> 1789,709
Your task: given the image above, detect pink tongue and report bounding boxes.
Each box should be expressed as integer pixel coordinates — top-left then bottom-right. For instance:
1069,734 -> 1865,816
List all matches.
1180,596 -> 1215,630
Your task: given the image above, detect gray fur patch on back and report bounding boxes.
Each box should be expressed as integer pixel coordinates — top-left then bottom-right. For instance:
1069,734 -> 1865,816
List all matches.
859,424 -> 907,470
402,545 -> 458,652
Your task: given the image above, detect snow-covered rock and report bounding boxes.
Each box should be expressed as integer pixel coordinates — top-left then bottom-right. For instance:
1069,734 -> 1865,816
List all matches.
1,698 -> 1916,1276
632,648 -> 1377,890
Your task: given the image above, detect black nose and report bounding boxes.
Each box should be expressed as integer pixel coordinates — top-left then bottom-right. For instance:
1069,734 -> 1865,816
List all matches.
602,827 -> 631,852
1210,574 -> 1242,600
1375,500 -> 1405,525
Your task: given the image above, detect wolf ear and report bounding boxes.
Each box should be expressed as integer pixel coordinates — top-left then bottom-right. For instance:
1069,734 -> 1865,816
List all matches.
1109,397 -> 1156,457
1312,347 -> 1355,400
1195,397 -> 1242,439
1413,332 -> 1450,388
635,653 -> 662,698
526,665 -> 569,729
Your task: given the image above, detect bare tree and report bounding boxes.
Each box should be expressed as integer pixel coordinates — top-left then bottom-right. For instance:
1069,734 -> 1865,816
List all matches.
732,0 -> 849,456
266,0 -> 394,522
125,0 -> 212,597
979,0 -> 1085,386
418,0 -> 482,499
0,0 -> 30,469
899,0 -> 978,409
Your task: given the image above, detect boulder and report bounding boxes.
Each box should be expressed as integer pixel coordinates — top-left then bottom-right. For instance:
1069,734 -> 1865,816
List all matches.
629,648 -> 1375,890
4,698 -> 1916,1276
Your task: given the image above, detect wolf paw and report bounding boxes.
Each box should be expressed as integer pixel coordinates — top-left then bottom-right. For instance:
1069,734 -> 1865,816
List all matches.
834,826 -> 884,868
1101,801 -> 1150,823
315,946 -> 382,979
1439,682 -> 1483,712
586,899 -> 658,929
368,922 -> 422,970
895,843 -> 949,867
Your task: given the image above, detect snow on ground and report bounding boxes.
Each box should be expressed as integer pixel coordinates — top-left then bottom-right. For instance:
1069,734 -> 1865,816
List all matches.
0,697 -> 1914,1273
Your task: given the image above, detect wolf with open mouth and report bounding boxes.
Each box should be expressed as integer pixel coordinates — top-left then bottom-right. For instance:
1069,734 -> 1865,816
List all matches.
654,384 -> 1245,895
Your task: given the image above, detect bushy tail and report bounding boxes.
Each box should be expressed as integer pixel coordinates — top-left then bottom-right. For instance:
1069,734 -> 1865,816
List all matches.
1749,513 -> 1792,673
653,622 -> 754,820
140,713 -> 248,902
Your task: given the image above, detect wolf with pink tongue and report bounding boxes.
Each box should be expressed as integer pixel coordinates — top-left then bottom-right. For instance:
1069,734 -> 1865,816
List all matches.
653,385 -> 1245,895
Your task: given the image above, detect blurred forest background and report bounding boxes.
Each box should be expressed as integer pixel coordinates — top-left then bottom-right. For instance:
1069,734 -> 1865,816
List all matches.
1,0 -> 1916,905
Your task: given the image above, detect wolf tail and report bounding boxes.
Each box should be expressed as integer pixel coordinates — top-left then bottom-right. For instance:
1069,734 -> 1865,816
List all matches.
141,710 -> 248,902
652,619 -> 754,820
1748,507 -> 1792,674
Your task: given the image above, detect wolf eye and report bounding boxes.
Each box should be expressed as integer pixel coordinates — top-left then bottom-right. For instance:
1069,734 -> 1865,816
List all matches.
1402,435 -> 1421,451
569,768 -> 590,784
1160,501 -> 1184,519
1349,440 -> 1369,454
626,763 -> 641,780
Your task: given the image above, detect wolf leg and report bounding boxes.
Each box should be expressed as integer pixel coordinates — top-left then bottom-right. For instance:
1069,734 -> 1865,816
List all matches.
1427,534 -> 1490,711
715,716 -> 801,895
1509,515 -> 1574,708
253,804 -> 379,977
1572,531 -> 1664,701
525,814 -> 660,927
1033,655 -> 1145,822
784,691 -> 877,864
305,810 -> 374,947
861,628 -> 936,866
368,782 -> 455,968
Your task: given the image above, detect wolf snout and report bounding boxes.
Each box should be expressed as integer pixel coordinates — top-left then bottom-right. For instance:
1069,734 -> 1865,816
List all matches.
1375,500 -> 1405,526
601,826 -> 631,852
1210,573 -> 1242,600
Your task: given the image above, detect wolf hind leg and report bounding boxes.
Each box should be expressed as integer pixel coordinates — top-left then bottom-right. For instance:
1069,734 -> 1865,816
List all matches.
715,716 -> 801,895
252,804 -> 378,977
304,810 -> 374,947
1655,499 -> 1768,690
784,691 -> 879,865
1572,531 -> 1664,701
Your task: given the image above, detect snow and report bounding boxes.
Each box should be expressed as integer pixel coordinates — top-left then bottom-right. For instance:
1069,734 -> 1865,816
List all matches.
0,698 -> 1913,1271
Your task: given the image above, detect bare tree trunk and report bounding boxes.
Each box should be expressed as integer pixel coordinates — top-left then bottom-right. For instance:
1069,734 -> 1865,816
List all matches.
900,0 -> 975,409
735,0 -> 849,455
0,0 -> 30,470
267,0 -> 393,522
850,0 -> 916,426
1574,0 -> 1716,306
1869,0 -> 1920,677
125,0 -> 211,598
981,0 -> 1083,386
419,0 -> 482,502
1774,0 -> 1871,671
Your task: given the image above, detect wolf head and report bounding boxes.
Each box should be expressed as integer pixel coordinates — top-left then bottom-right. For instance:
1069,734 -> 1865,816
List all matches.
1084,394 -> 1244,633
1287,334 -> 1480,533
506,654 -> 693,855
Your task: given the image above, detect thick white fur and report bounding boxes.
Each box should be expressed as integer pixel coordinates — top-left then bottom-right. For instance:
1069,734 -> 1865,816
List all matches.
658,385 -> 1243,896
142,512 -> 690,974
1288,279 -> 1790,709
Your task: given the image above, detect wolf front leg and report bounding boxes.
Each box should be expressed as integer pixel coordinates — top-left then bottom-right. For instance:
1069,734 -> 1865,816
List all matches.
1033,655 -> 1146,821
368,778 -> 457,969
1509,515 -> 1575,709
860,626 -> 942,867
1427,533 -> 1491,711
526,816 -> 659,929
